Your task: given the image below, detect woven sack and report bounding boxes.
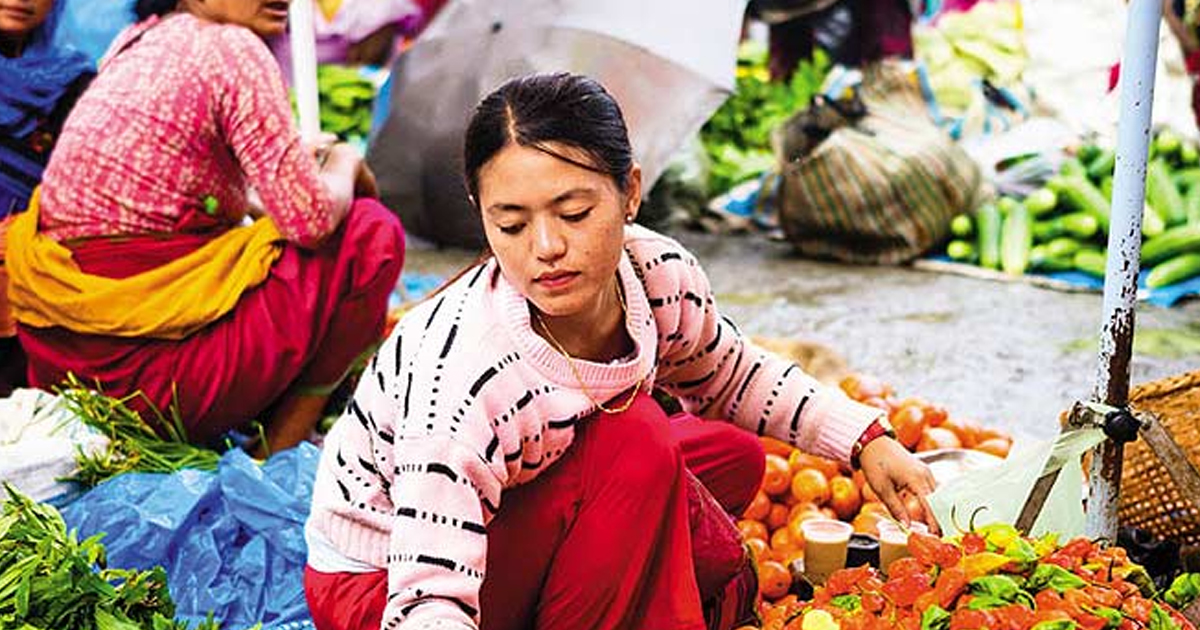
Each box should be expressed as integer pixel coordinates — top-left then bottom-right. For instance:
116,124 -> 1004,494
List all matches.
776,63 -> 981,264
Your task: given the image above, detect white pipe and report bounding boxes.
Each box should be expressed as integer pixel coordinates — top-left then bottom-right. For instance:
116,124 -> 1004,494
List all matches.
290,0 -> 322,142
1086,0 -> 1162,541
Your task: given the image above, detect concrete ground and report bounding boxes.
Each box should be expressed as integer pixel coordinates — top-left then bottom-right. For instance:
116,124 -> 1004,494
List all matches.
402,230 -> 1200,445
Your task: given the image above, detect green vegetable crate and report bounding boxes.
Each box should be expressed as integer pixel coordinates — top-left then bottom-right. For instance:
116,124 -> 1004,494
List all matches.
944,129 -> 1200,290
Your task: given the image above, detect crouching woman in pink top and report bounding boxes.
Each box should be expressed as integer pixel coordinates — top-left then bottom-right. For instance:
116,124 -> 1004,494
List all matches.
304,73 -> 936,630
6,0 -> 404,453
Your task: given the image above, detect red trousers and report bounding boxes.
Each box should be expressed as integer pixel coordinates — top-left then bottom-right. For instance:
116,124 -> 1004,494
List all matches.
304,394 -> 765,630
19,199 -> 404,445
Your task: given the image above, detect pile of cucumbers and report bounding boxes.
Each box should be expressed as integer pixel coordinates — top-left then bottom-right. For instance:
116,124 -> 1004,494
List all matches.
945,129 -> 1200,289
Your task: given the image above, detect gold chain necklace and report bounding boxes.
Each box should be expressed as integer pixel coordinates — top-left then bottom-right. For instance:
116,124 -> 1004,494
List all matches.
531,282 -> 644,415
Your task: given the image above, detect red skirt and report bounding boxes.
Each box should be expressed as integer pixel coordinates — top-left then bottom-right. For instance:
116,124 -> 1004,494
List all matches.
305,397 -> 765,630
18,198 -> 404,445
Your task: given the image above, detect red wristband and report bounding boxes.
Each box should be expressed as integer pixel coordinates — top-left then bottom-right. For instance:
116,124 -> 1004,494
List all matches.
851,417 -> 896,468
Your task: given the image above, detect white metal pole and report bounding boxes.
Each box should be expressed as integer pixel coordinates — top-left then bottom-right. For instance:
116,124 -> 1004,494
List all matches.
1086,0 -> 1162,540
290,0 -> 322,142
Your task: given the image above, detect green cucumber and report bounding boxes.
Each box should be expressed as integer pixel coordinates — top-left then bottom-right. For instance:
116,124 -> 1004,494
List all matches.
1143,203 -> 1167,238
1172,167 -> 1200,190
1155,129 -> 1182,157
996,196 -> 1022,216
1141,224 -> 1200,266
1146,159 -> 1186,226
1024,188 -> 1058,217
1077,144 -> 1103,165
1045,237 -> 1084,259
1049,176 -> 1110,232
1182,142 -> 1200,166
947,240 -> 977,262
1147,253 -> 1200,287
950,214 -> 974,238
976,203 -> 1003,270
1101,177 -> 1114,202
1074,249 -> 1108,278
1000,202 -> 1033,275
1030,245 -> 1075,272
1033,212 -> 1101,242
1186,185 -> 1200,225
1086,150 -> 1115,181
1059,157 -> 1088,179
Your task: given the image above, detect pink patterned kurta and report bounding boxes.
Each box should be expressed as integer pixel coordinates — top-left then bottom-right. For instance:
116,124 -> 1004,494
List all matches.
38,13 -> 343,248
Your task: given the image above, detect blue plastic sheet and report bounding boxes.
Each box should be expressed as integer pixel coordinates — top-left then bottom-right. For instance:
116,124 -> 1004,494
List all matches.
60,444 -> 321,630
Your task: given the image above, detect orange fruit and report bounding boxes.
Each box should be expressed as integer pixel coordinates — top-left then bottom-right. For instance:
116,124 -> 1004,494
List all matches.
758,560 -> 793,600
943,418 -> 981,448
851,510 -> 887,536
976,427 -> 1012,444
790,468 -> 831,506
975,437 -> 1013,459
786,508 -> 823,546
743,490 -> 771,521
788,501 -> 820,522
770,526 -> 797,556
762,454 -> 792,496
890,405 -> 926,450
924,403 -> 949,427
780,548 -> 805,570
789,451 -> 841,480
737,519 -> 769,542
828,476 -> 863,521
745,537 -> 771,563
766,502 -> 791,531
761,436 -> 795,458
839,373 -> 893,401
820,507 -> 838,520
917,427 -> 962,452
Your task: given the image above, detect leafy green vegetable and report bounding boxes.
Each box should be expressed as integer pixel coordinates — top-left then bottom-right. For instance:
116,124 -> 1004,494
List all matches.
0,484 -> 225,630
699,44 -> 831,196
57,375 -> 221,488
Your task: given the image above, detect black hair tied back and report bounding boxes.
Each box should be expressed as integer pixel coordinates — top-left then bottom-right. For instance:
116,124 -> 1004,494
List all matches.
135,0 -> 179,21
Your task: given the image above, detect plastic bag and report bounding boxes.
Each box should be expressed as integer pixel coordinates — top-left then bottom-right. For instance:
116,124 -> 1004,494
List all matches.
928,428 -> 1107,538
60,444 -> 321,630
0,389 -> 108,505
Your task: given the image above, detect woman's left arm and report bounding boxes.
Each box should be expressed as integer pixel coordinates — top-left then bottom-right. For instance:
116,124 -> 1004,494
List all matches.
648,237 -> 937,527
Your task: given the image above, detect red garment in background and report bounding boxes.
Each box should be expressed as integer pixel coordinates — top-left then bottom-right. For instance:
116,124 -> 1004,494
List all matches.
304,396 -> 765,630
19,198 -> 404,445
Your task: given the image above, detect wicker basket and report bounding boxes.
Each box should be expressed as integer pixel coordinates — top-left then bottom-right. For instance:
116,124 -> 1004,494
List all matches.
1119,370 -> 1200,545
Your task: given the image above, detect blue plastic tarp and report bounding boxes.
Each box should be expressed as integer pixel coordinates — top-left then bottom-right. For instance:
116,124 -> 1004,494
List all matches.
60,445 -> 321,630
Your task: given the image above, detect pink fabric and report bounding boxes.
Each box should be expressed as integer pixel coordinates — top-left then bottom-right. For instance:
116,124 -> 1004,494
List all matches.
307,226 -> 881,629
38,14 -> 343,248
19,199 -> 404,445
304,397 -> 761,630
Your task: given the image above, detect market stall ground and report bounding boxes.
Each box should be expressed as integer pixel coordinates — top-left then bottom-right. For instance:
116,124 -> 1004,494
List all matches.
400,231 -> 1200,445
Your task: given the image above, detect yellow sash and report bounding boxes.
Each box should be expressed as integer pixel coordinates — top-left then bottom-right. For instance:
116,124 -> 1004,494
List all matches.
6,190 -> 286,340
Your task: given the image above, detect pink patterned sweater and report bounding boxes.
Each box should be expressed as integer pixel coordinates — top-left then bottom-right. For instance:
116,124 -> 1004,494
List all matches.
309,226 -> 883,629
37,14 -> 340,247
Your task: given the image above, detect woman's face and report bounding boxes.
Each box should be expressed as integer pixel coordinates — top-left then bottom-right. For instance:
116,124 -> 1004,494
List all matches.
184,0 -> 291,38
0,0 -> 53,41
478,142 -> 641,320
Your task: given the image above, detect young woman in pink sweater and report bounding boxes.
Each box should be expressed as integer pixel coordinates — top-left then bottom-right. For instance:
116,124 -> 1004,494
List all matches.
304,73 -> 937,630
